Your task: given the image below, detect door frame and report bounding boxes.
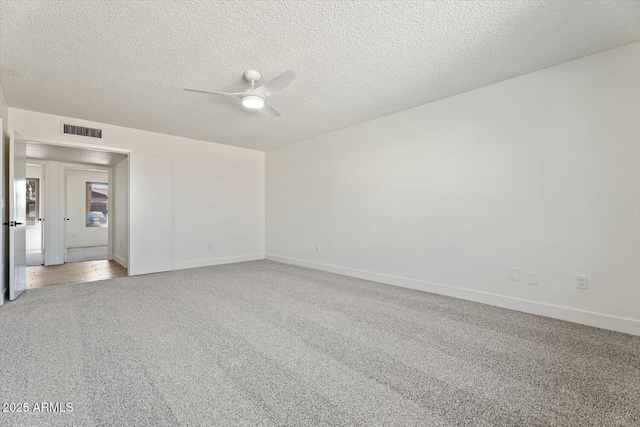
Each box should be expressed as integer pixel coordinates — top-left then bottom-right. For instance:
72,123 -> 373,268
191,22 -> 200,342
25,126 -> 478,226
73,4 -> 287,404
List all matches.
25,161 -> 47,265
9,132 -> 27,300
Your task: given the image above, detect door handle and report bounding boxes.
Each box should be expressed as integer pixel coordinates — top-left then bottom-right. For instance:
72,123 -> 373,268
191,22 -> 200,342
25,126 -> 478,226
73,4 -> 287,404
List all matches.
14,222 -> 23,225
38,218 -> 44,222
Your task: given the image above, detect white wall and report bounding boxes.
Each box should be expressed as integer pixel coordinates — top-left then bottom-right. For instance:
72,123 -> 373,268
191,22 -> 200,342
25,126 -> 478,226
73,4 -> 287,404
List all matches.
129,152 -> 172,275
41,161 -> 64,265
9,108 -> 265,273
113,157 -> 128,267
26,164 -> 43,252
171,152 -> 265,269
266,42 -> 640,335
0,82 -> 8,305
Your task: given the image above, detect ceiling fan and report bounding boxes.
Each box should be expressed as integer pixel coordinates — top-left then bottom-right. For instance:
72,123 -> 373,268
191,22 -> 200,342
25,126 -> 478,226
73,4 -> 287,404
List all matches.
184,69 -> 295,117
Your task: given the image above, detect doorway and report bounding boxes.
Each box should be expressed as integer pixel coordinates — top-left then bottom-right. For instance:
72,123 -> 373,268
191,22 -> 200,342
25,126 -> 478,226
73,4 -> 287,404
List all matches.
64,167 -> 110,264
19,142 -> 130,290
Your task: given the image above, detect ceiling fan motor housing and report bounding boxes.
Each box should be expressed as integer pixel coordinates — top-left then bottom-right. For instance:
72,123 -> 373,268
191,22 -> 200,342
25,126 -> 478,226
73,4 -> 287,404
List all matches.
244,70 -> 262,83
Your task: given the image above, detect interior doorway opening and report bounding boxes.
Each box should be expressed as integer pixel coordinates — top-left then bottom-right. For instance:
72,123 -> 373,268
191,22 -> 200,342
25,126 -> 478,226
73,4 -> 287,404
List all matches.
22,142 -> 129,289
64,167 -> 110,264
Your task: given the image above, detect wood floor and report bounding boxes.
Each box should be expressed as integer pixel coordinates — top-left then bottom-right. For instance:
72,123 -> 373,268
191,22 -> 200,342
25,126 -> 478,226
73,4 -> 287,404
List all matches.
27,260 -> 128,289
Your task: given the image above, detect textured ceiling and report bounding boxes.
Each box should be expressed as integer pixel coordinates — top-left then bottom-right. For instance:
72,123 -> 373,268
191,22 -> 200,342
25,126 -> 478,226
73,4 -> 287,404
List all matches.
2,1 -> 640,152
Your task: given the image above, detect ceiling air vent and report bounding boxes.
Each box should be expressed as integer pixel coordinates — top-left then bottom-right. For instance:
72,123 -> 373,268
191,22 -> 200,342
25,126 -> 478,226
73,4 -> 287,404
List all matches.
63,124 -> 102,139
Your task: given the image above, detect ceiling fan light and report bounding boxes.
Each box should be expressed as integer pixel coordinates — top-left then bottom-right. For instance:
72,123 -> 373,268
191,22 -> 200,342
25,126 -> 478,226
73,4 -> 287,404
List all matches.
242,95 -> 265,109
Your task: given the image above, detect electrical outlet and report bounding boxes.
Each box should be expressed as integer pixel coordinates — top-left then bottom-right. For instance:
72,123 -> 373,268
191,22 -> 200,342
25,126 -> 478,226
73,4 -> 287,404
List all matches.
528,272 -> 539,286
315,245 -> 321,253
576,275 -> 588,290
509,268 -> 520,281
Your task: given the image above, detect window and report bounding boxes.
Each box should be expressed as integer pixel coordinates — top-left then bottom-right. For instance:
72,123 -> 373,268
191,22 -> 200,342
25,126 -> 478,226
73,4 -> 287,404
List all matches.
86,182 -> 108,227
26,178 -> 39,226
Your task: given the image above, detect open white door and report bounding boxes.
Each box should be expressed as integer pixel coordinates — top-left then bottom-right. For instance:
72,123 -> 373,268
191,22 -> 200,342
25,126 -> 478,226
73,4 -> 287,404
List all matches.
9,132 -> 27,300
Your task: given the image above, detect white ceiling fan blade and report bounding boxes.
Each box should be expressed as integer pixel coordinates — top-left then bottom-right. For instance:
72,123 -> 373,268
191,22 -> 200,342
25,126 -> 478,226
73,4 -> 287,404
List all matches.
259,102 -> 280,117
184,88 -> 243,99
252,69 -> 296,98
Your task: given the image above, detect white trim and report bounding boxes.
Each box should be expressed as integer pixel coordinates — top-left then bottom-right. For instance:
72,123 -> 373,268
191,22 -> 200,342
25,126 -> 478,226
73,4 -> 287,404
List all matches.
46,256 -> 63,266
66,242 -> 109,249
266,254 -> 640,336
113,254 -> 127,268
19,134 -> 131,154
172,254 -> 265,271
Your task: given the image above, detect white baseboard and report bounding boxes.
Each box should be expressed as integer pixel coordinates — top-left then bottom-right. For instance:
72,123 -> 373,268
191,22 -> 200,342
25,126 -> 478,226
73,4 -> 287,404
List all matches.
266,254 -> 640,336
45,256 -> 63,266
172,254 -> 265,271
112,254 -> 127,268
67,243 -> 108,249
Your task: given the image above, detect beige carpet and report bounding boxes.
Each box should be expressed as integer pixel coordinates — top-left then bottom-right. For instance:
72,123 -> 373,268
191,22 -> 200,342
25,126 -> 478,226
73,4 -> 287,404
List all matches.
65,246 -> 108,263
0,260 -> 638,426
